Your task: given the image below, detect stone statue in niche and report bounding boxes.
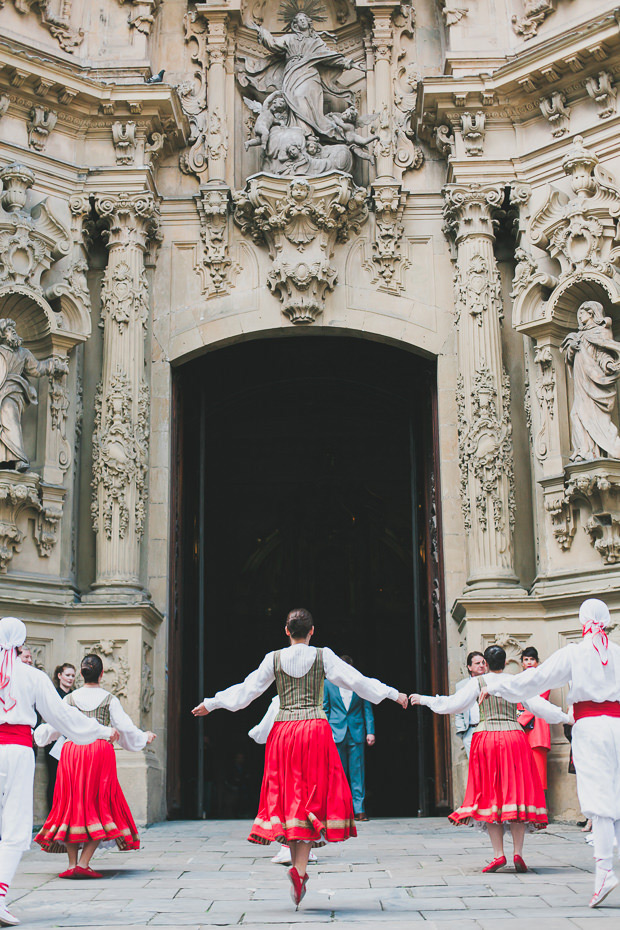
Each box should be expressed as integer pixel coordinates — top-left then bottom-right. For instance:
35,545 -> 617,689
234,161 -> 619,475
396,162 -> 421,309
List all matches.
239,1 -> 374,176
0,319 -> 68,471
561,301 -> 620,461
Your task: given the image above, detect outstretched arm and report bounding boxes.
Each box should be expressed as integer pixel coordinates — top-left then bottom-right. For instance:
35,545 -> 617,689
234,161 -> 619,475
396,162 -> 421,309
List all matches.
522,694 -> 569,725
193,652 -> 276,716
34,673 -> 113,744
324,648 -> 405,705
485,649 -> 572,703
411,676 -> 480,715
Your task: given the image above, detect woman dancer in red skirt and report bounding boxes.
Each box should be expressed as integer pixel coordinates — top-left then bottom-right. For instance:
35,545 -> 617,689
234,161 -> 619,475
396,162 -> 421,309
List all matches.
192,608 -> 407,906
410,645 -> 569,872
34,654 -> 156,878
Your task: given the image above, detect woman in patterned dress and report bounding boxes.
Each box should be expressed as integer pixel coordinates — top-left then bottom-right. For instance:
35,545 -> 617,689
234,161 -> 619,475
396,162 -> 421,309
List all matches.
410,645 -> 569,873
34,654 -> 156,879
192,607 -> 407,906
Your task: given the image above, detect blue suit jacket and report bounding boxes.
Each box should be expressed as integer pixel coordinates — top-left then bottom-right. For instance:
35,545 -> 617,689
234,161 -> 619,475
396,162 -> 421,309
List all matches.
323,680 -> 375,744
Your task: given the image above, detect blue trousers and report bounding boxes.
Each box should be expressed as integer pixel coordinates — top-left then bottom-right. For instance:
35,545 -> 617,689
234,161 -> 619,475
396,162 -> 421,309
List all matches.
336,732 -> 366,814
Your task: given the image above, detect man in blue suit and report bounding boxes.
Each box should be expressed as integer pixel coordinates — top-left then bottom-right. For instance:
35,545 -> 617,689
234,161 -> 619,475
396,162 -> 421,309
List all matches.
323,655 -> 375,821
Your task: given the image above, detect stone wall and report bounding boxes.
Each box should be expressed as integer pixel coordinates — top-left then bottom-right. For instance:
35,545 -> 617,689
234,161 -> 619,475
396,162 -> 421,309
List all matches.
1,0 -> 620,822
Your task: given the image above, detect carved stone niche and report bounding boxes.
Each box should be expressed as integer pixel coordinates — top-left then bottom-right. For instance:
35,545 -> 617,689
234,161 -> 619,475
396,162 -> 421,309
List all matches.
564,460 -> 620,565
0,472 -> 64,570
233,171 -> 368,324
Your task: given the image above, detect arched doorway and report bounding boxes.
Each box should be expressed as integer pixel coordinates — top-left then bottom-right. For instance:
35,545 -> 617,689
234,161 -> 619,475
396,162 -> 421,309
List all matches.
168,335 -> 450,819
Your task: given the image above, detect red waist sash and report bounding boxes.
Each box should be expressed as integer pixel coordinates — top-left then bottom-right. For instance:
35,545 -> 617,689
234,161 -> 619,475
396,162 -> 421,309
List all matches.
573,701 -> 620,721
0,723 -> 32,746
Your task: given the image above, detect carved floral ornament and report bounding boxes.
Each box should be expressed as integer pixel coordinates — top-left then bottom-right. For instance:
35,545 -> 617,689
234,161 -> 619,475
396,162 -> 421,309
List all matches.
233,171 -> 368,324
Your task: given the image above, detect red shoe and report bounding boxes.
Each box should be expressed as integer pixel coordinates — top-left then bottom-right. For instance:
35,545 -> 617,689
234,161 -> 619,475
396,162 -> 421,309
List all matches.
287,867 -> 303,907
514,855 -> 527,873
300,872 -> 309,903
482,856 -> 507,873
74,866 -> 103,879
59,867 -> 79,879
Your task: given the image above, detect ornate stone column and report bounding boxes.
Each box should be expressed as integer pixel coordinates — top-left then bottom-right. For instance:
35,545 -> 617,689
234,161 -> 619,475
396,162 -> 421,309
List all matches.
88,192 -> 159,601
371,4 -> 394,180
444,183 -> 520,589
204,9 -> 228,184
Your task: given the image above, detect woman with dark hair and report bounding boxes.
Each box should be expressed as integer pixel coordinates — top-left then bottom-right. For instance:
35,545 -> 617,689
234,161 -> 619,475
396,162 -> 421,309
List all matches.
45,662 -> 76,809
410,645 -> 569,872
517,647 -> 551,791
193,607 -> 407,907
34,654 -> 156,879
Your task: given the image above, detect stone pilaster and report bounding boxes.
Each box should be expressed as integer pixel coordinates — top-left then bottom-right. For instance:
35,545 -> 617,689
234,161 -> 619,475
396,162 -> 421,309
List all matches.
88,192 -> 159,601
370,5 -> 394,179
444,183 -> 519,589
205,11 -> 229,183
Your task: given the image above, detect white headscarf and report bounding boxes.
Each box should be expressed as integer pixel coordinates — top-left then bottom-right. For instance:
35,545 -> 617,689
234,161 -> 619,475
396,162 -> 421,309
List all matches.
579,598 -> 612,666
0,617 -> 26,712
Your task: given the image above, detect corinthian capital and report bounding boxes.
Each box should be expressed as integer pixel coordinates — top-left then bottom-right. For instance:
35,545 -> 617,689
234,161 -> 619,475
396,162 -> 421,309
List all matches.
94,192 -> 160,251
443,183 -> 506,243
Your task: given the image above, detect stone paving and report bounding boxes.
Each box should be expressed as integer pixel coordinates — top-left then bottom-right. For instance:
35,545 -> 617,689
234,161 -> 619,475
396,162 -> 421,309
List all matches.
9,818 -> 620,929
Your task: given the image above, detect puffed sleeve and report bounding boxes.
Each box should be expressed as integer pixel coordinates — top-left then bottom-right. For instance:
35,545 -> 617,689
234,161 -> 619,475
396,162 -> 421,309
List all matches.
110,696 -> 148,752
486,649 -> 573,702
419,676 -> 480,715
202,652 -> 276,713
33,673 -> 112,744
323,648 -> 398,703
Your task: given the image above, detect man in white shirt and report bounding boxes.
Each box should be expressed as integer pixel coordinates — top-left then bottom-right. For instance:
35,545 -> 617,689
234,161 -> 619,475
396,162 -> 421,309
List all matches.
455,651 -> 487,757
0,617 -> 118,927
323,656 -> 375,821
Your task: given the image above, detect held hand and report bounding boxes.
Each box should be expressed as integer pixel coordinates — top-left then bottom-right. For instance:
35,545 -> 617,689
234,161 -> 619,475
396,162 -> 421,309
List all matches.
478,687 -> 490,705
108,728 -> 120,743
396,692 -> 408,709
409,694 -> 421,705
192,703 -> 209,717
366,734 -> 376,747
146,731 -> 157,744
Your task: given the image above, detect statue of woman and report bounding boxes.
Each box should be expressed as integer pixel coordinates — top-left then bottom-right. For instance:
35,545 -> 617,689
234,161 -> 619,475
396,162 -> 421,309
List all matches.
561,300 -> 620,460
247,13 -> 358,142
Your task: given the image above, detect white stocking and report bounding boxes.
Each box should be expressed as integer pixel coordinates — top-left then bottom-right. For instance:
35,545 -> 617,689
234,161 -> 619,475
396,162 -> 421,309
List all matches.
0,844 -> 23,898
592,815 -> 615,872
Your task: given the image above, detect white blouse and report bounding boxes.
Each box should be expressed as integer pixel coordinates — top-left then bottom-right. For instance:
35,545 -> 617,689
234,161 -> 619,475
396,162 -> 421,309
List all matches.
203,644 -> 399,713
419,672 -> 570,725
486,638 -> 620,706
35,686 -> 148,752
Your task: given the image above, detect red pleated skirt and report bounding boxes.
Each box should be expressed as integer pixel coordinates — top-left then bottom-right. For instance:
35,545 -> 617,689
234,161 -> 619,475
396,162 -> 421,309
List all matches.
248,718 -> 357,847
449,729 -> 548,827
35,739 -> 140,853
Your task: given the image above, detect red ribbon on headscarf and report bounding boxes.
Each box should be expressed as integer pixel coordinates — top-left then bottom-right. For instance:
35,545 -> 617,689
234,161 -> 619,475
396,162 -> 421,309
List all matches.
582,619 -> 610,666
0,648 -> 17,711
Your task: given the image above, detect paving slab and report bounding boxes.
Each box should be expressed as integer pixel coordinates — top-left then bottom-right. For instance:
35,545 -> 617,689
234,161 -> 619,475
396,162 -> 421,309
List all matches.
7,817 -> 620,927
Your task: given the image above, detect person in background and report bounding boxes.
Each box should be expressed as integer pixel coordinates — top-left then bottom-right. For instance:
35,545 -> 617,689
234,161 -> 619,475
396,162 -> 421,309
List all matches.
34,654 -> 156,879
44,663 -> 76,810
323,656 -> 376,822
455,651 -> 487,757
16,646 -> 33,666
517,647 -> 551,791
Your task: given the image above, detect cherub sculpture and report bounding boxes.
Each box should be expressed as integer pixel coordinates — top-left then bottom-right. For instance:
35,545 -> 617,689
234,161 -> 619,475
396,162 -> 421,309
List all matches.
243,92 -> 288,151
326,106 -> 379,162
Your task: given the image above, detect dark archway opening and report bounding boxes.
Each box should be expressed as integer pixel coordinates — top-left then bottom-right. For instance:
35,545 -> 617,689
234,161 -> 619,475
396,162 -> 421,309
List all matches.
168,336 -> 450,820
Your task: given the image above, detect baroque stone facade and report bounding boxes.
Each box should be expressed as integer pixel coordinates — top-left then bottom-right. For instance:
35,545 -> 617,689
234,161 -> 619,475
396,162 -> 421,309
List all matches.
4,0 -> 620,823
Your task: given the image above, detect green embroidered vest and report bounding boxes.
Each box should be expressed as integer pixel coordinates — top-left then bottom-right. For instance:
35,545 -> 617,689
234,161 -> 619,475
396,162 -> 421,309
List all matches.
66,691 -> 113,727
274,648 -> 327,722
476,676 -> 521,732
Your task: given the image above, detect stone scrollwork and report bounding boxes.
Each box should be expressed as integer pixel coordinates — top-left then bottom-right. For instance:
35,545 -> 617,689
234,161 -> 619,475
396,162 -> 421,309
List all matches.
454,252 -> 502,326
91,370 -> 149,543
195,183 -> 238,298
367,180 -> 409,293
457,364 -> 516,537
27,106 -> 57,152
0,473 -> 64,569
141,640 -> 154,716
586,71 -> 617,120
564,462 -> 620,564
461,111 -> 485,157
117,0 -> 162,35
178,9 -> 208,179
512,0 -> 556,40
539,92 -> 570,138
6,0 -> 84,53
532,344 -> 556,463
83,638 -> 130,698
233,171 -> 368,323
112,122 -> 137,166
100,261 -> 149,333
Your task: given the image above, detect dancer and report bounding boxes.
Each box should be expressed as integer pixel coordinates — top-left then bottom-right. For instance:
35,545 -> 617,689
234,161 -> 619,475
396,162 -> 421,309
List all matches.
517,647 -> 551,790
248,695 -> 317,866
35,654 -> 156,878
193,607 -> 407,906
0,618 -> 118,927
481,599 -> 620,907
410,644 -> 568,873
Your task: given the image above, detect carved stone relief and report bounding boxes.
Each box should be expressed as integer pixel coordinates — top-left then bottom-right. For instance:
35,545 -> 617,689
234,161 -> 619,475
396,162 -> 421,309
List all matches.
0,472 -> 63,568
233,171 -> 368,323
141,640 -> 154,716
533,344 -> 556,463
5,0 -> 84,53
461,111 -> 485,157
366,180 -> 409,293
195,183 -> 238,298
80,638 -> 130,698
112,122 -> 137,166
27,106 -> 57,152
438,2 -> 468,26
117,0 -> 162,35
539,92 -> 570,137
512,0 -> 556,41
454,252 -> 502,326
178,10 -> 208,180
586,71 -> 617,120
